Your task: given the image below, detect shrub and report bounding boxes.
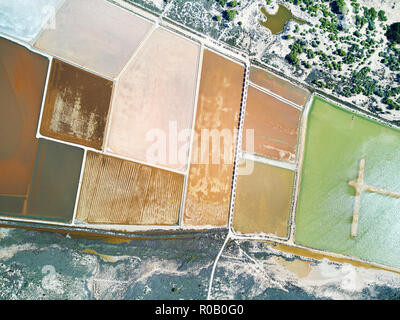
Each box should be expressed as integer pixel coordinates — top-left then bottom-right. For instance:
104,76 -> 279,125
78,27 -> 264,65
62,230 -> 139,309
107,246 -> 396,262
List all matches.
378,10 -> 387,22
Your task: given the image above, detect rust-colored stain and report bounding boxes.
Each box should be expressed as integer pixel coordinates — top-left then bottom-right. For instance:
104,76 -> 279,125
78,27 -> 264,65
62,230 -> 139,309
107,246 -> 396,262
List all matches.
82,249 -> 119,262
233,159 -> 294,238
183,50 -> 245,227
249,66 -> 309,106
26,139 -> 84,222
34,0 -> 153,78
76,152 -> 184,225
106,28 -> 200,172
0,37 -> 48,198
242,86 -> 301,163
40,59 -> 113,150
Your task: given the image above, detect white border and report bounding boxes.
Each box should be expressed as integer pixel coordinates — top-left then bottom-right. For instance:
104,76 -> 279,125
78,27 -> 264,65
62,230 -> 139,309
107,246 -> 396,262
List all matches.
1,1 -> 400,274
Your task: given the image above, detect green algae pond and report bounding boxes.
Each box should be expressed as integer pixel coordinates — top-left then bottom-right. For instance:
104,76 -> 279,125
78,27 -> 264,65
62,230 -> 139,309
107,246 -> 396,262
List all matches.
260,4 -> 305,35
295,96 -> 400,269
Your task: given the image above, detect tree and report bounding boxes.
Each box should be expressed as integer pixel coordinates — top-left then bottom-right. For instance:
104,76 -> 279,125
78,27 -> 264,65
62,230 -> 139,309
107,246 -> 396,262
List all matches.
228,0 -> 237,7
287,52 -> 300,66
224,9 -> 236,21
386,23 -> 400,43
331,0 -> 348,15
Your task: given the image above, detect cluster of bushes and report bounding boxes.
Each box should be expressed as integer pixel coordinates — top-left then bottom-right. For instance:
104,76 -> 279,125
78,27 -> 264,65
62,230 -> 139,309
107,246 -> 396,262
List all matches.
285,39 -> 307,66
350,0 -> 360,14
383,98 -> 400,110
381,82 -> 400,110
378,10 -> 387,22
350,67 -> 378,96
319,16 -> 339,33
335,66 -> 400,110
362,7 -> 377,30
280,0 -> 399,112
214,0 -> 239,23
379,47 -> 400,71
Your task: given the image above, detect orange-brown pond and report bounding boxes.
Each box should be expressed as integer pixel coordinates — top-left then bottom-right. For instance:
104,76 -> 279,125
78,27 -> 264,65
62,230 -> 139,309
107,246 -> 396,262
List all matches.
242,85 -> 301,163
249,66 -> 309,106
0,37 -> 48,217
183,50 -> 245,227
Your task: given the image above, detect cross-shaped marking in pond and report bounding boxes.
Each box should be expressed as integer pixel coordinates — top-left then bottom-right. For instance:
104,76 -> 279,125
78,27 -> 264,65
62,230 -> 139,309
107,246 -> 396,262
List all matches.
348,158 -> 400,238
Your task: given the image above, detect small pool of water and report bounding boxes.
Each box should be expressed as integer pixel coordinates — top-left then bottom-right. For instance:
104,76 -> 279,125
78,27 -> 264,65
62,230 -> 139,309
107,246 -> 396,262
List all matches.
260,4 -> 305,35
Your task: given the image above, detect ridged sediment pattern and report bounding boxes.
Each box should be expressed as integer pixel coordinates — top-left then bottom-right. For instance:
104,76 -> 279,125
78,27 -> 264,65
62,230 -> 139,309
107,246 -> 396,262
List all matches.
76,152 -> 183,225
